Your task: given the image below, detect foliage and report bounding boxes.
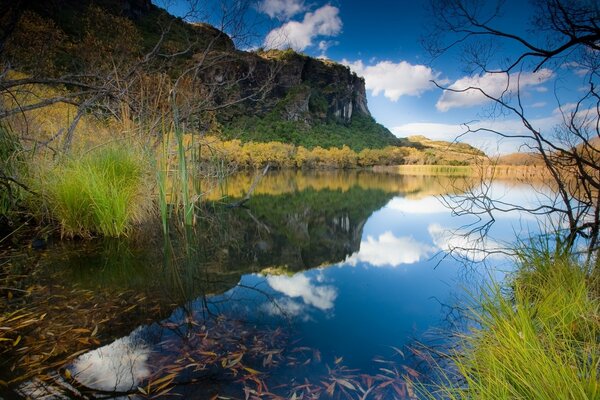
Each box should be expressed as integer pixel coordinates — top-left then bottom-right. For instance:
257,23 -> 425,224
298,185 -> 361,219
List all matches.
425,246 -> 600,399
0,123 -> 24,220
221,112 -> 403,152
34,145 -> 150,237
199,135 -> 480,169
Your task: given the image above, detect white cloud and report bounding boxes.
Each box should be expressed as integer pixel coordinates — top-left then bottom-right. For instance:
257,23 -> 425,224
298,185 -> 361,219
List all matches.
436,69 -> 554,112
530,101 -> 547,108
346,231 -> 436,267
258,0 -> 305,20
264,5 -> 342,51
267,272 -> 337,310
343,59 -> 439,101
71,328 -> 151,392
390,106 -> 568,155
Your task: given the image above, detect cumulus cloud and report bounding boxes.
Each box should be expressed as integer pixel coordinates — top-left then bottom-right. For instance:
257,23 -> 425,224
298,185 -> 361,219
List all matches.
436,69 -> 554,112
346,231 -> 436,267
264,5 -> 342,51
343,59 -> 439,101
258,0 -> 305,20
267,272 -> 337,310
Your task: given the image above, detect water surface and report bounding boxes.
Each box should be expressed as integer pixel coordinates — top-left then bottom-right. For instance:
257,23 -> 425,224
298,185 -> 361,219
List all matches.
18,170 -> 546,399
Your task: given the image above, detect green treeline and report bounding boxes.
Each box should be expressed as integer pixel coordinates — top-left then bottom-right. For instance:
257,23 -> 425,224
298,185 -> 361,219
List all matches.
221,110 -> 403,151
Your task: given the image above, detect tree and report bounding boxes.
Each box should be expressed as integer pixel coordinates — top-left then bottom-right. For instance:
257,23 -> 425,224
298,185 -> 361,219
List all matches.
425,0 -> 600,259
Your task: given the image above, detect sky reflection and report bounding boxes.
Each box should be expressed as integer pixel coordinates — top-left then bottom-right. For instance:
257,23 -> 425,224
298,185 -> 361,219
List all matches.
57,176 -> 548,396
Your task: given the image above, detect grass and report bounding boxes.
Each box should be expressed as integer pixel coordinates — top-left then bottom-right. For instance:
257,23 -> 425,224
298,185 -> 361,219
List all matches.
0,122 -> 25,219
425,245 -> 600,399
38,144 -> 150,237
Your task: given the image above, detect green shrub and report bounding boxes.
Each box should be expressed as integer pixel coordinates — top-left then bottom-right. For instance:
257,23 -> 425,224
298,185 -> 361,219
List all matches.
41,145 -> 149,237
425,247 -> 600,399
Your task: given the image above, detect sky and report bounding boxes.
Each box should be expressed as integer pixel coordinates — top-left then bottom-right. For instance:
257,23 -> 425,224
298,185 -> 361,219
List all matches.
159,0 -> 589,155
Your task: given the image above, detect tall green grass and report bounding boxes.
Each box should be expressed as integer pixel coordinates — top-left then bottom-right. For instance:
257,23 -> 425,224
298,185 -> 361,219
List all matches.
426,246 -> 600,399
40,145 -> 150,237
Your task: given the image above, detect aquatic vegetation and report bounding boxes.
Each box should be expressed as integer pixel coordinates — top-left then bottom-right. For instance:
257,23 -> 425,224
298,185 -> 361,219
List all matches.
35,144 -> 151,237
425,247 -> 600,399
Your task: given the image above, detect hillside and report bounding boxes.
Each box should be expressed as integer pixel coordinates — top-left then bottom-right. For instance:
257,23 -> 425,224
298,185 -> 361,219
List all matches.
1,0 -> 485,156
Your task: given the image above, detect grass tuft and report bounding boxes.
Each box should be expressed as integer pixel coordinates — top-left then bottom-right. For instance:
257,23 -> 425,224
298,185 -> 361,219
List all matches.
425,246 -> 600,400
39,144 -> 150,237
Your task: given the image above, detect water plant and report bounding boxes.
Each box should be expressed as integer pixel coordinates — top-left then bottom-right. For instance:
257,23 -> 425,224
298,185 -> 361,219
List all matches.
38,144 -> 150,237
424,245 -> 600,399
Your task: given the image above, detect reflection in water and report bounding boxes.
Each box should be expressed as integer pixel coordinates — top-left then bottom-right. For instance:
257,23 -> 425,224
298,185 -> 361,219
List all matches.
346,231 -> 436,267
71,327 -> 151,392
17,171 -> 549,398
428,223 -> 505,261
266,272 -> 337,311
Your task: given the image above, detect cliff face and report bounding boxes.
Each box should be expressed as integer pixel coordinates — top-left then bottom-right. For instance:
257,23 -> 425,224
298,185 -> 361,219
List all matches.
259,52 -> 371,124
200,49 -> 373,126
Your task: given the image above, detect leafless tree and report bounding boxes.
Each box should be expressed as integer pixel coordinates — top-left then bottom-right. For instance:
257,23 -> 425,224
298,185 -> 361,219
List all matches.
425,0 -> 600,261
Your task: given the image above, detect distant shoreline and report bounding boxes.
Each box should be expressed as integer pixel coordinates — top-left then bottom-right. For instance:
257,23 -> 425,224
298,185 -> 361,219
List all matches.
373,164 -> 551,180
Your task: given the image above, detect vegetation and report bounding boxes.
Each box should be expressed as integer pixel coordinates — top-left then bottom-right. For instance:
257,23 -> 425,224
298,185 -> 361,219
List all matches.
31,145 -> 150,237
0,123 -> 26,224
425,245 -> 599,399
198,135 -> 480,170
426,0 -> 600,255
222,112 -> 403,152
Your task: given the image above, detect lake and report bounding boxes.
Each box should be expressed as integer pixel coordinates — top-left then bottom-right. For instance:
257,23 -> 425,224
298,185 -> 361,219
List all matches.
13,170 -> 548,399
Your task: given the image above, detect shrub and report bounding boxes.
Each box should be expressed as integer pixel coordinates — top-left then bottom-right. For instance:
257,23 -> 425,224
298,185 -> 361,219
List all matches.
40,144 -> 149,237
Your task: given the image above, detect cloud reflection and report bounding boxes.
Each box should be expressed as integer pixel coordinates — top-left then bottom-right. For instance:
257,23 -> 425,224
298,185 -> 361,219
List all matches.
267,273 -> 337,311
387,196 -> 449,214
71,327 -> 151,392
346,231 -> 436,267
428,223 -> 504,261
261,297 -> 311,320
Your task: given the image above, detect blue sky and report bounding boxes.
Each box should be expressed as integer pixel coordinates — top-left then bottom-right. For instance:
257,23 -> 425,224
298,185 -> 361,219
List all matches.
159,0 -> 588,154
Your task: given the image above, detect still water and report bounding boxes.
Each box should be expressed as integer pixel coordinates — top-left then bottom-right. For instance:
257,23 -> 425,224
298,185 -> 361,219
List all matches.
20,170 -> 547,399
